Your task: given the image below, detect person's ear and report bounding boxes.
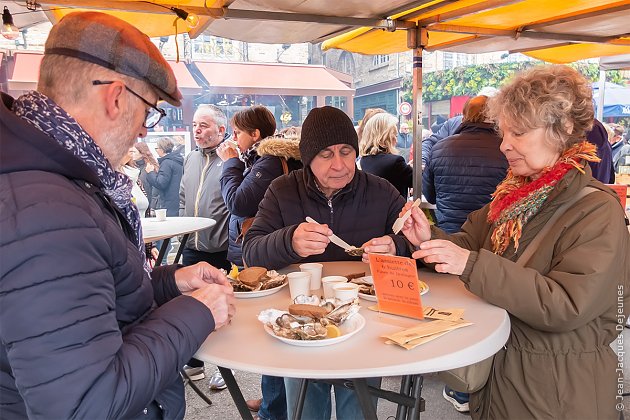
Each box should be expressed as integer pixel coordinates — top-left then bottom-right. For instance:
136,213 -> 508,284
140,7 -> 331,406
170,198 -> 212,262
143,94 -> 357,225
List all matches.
252,129 -> 261,141
218,125 -> 226,136
102,81 -> 126,121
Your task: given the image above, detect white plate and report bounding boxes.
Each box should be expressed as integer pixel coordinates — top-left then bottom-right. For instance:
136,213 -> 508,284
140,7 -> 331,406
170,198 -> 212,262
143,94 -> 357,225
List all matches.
234,281 -> 288,299
356,276 -> 429,302
263,313 -> 366,347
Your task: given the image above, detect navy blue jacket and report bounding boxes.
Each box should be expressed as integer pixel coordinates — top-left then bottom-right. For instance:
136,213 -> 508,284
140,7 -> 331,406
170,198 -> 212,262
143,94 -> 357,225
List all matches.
422,122 -> 508,233
586,119 -> 614,183
220,138 -> 302,266
0,93 -> 214,419
360,153 -> 413,198
146,151 -> 183,216
422,115 -> 462,167
243,167 -> 410,269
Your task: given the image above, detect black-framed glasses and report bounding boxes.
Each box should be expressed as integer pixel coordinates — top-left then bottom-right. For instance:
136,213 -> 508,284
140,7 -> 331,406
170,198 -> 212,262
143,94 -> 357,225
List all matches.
92,80 -> 167,129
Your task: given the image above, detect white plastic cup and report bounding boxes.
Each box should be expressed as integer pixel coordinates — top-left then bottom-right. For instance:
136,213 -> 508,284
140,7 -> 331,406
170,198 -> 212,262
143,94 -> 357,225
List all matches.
155,208 -> 167,221
287,271 -> 311,300
333,282 -> 360,302
321,276 -> 348,299
299,263 -> 323,291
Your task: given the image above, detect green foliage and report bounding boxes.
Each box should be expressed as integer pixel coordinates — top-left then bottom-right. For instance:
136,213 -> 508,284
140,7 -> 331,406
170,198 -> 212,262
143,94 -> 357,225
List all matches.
401,62 -> 627,103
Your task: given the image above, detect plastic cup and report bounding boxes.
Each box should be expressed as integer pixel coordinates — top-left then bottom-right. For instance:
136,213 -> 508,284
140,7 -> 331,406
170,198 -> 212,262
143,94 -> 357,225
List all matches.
287,271 -> 311,300
333,282 -> 360,302
299,263 -> 323,291
321,276 -> 348,299
155,208 -> 167,221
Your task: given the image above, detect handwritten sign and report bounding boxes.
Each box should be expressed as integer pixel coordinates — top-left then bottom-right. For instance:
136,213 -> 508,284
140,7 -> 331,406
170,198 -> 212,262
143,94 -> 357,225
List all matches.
368,254 -> 423,319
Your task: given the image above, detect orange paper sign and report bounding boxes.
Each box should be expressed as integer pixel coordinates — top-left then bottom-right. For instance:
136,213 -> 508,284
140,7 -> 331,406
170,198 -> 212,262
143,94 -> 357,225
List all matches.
606,184 -> 627,209
368,254 -> 424,319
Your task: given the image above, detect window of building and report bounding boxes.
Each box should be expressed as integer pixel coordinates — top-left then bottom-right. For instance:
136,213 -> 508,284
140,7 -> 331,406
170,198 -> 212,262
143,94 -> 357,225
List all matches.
372,54 -> 390,68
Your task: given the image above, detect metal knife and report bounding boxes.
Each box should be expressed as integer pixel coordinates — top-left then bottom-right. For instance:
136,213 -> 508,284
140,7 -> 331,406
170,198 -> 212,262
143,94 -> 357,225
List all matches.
305,216 -> 354,251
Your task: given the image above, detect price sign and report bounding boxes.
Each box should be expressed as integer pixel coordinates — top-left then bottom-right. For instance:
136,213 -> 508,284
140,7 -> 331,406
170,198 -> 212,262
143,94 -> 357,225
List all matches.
368,254 -> 423,319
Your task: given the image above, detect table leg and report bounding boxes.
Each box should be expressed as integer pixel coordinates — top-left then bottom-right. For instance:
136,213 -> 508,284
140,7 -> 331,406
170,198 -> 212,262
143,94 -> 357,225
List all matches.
352,379 -> 378,420
155,237 -> 171,266
217,366 -> 252,420
173,233 -> 189,265
395,375 -> 413,420
407,375 -> 424,420
292,378 -> 308,420
180,369 -> 213,406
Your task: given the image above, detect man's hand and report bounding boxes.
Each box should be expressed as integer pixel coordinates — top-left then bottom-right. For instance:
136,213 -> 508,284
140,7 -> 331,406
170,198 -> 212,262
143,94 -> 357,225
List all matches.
190,283 -> 236,330
145,163 -> 155,173
361,236 -> 396,263
412,240 -> 470,275
175,262 -> 231,293
216,141 -> 239,161
291,222 -> 331,258
401,205 -> 432,247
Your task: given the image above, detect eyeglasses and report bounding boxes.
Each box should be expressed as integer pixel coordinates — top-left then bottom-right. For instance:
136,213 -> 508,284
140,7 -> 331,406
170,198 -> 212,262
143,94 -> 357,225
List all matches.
92,80 -> 167,129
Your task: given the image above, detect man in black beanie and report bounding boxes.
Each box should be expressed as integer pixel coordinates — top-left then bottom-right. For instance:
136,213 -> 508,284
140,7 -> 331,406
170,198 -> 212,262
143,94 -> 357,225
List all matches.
242,106 -> 412,420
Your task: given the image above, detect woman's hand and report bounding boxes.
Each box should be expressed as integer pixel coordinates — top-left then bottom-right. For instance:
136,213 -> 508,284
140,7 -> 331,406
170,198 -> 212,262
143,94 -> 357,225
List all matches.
361,236 -> 396,263
412,240 -> 470,275
217,141 -> 239,161
291,222 -> 331,258
401,205 -> 431,247
145,163 -> 155,173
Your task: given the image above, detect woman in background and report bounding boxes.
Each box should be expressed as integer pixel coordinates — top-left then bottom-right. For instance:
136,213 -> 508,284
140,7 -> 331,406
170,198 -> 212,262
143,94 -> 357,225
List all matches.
145,137 -> 183,216
359,112 -> 413,198
217,106 -> 302,420
132,142 -> 159,212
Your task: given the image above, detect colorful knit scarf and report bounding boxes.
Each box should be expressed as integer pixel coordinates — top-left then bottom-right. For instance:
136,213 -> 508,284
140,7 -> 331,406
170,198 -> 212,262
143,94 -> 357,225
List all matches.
488,141 -> 599,255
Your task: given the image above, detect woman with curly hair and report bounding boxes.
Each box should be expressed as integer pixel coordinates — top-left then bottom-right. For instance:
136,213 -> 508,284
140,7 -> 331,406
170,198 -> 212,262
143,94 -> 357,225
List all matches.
400,65 -> 629,419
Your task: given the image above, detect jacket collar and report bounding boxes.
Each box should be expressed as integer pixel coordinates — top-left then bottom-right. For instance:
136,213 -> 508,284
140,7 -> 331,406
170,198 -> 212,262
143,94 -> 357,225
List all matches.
0,92 -> 101,186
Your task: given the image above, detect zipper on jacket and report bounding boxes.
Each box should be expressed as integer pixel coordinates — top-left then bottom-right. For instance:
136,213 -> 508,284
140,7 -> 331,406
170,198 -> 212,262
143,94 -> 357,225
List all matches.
193,153 -> 211,249
327,198 -> 333,226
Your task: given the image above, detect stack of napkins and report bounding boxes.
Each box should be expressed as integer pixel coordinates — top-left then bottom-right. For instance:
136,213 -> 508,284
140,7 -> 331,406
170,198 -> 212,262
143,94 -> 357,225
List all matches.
382,307 -> 472,350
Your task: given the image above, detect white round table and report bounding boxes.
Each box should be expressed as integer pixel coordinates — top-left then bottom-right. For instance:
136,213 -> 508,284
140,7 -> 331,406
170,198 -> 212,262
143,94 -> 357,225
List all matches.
141,216 -> 215,264
195,261 -> 509,418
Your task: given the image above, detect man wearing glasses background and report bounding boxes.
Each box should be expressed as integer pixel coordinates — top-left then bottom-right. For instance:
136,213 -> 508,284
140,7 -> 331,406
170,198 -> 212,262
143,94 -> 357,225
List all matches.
0,11 -> 235,419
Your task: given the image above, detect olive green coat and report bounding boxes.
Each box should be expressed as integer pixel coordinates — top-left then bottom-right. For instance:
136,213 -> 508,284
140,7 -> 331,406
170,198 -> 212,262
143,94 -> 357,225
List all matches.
433,165 -> 630,420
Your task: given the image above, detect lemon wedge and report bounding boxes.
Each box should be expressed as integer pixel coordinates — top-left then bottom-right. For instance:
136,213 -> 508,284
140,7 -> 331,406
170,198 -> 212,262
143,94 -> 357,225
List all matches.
326,325 -> 341,338
229,264 -> 239,279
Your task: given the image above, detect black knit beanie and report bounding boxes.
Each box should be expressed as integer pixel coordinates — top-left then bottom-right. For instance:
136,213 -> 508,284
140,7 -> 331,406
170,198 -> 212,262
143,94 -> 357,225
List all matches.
299,106 -> 359,166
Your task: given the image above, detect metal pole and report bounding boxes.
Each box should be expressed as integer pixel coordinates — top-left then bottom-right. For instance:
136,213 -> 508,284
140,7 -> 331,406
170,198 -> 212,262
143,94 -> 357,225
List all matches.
408,27 -> 427,200
597,69 -> 606,121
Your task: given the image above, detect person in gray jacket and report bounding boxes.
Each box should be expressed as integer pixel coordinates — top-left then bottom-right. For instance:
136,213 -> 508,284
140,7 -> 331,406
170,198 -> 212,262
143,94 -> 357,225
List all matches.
179,104 -> 231,270
179,104 -> 232,387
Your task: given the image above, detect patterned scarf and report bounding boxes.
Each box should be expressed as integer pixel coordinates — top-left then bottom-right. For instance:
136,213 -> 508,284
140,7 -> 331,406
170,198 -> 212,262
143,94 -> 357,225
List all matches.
13,91 -> 149,274
487,141 -> 599,255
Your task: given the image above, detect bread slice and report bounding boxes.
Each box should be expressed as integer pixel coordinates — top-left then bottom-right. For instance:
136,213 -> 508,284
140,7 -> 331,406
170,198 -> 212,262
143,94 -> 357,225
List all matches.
238,266 -> 267,286
288,304 -> 330,319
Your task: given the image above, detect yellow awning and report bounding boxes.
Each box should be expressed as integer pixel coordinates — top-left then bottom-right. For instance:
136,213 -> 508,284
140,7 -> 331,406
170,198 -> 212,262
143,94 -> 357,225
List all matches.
41,0 -> 223,38
322,0 -> 630,63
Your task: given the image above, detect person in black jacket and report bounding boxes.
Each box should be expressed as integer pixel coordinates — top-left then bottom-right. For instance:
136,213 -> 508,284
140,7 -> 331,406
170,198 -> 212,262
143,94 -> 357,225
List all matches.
359,112 -> 413,198
145,137 -> 184,216
217,106 -> 302,420
422,95 -> 508,234
0,11 -> 235,419
243,106 -> 412,420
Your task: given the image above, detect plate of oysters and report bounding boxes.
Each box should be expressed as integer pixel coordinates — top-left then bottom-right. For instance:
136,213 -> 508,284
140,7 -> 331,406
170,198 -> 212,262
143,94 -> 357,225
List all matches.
227,266 -> 288,298
258,297 -> 365,347
351,276 -> 429,302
